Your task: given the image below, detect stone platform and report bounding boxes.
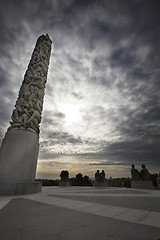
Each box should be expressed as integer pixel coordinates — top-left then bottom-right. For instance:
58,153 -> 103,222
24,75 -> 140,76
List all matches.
0,186 -> 160,240
0,182 -> 42,195
94,182 -> 107,187
59,181 -> 71,187
131,180 -> 154,190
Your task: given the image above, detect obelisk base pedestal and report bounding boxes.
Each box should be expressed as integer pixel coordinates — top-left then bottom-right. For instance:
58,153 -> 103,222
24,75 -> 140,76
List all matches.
0,182 -> 42,195
0,129 -> 41,195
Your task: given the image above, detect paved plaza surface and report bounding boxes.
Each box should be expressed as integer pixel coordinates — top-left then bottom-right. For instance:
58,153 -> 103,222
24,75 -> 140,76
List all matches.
0,186 -> 160,240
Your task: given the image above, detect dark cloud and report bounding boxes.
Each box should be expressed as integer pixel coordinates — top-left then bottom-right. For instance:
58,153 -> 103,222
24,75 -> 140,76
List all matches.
41,110 -> 65,127
89,162 -> 129,166
39,131 -> 83,160
45,131 -> 83,145
110,47 -> 136,68
71,92 -> 83,100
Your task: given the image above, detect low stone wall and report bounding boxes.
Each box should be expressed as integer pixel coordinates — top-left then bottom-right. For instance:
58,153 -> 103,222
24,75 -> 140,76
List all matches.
131,180 -> 154,190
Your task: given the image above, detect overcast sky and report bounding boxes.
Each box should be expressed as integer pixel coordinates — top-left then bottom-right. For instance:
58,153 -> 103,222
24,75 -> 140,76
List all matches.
0,0 -> 160,179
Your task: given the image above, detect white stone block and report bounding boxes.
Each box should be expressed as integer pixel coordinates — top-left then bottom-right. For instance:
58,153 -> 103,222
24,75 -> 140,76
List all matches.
0,129 -> 39,183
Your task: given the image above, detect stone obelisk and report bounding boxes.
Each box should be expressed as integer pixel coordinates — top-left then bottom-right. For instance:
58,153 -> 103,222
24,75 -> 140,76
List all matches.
0,34 -> 52,195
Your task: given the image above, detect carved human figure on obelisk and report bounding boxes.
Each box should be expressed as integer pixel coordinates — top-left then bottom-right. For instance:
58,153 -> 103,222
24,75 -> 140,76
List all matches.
0,34 -> 52,195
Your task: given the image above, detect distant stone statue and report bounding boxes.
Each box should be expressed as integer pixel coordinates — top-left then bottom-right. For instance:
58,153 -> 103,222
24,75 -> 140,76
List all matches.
131,165 -> 141,180
108,177 -> 116,187
140,164 -> 150,180
131,164 -> 153,189
95,170 -> 101,182
59,170 -> 70,186
94,170 -> 107,187
60,170 -> 69,182
101,170 -> 105,182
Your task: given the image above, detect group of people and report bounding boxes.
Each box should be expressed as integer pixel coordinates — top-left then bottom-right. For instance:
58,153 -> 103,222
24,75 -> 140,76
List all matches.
95,170 -> 106,183
131,164 -> 150,180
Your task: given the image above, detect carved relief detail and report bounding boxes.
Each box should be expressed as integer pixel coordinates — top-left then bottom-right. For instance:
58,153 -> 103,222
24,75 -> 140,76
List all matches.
8,34 -> 52,134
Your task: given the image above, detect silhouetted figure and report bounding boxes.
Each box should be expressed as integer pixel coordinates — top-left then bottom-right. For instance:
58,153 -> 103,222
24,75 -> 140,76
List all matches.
101,170 -> 105,182
95,170 -> 101,182
131,165 -> 141,180
95,170 -> 107,187
140,164 -> 150,180
131,164 -> 154,189
60,170 -> 69,182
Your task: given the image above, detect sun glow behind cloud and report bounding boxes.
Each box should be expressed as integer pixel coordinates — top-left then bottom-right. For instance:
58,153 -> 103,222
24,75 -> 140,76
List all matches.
58,103 -> 83,126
